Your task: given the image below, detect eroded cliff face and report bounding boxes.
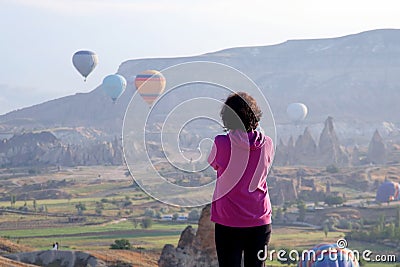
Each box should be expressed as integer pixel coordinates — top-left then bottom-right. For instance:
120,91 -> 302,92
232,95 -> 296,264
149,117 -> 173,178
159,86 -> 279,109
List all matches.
159,204 -> 218,267
367,129 -> 387,164
274,117 -> 350,166
317,117 -> 349,166
0,131 -> 123,167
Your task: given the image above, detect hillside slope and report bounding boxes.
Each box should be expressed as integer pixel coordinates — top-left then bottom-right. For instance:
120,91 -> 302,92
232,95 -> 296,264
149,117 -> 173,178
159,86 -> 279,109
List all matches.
1,29 -> 399,136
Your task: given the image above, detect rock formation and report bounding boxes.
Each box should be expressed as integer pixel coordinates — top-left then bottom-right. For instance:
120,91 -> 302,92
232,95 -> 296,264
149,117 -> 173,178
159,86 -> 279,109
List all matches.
287,136 -> 295,164
351,145 -> 361,166
270,179 -> 298,205
318,117 -> 349,166
159,204 -> 218,267
274,117 -> 352,167
273,138 -> 289,165
367,129 -> 387,164
0,131 -> 123,167
293,127 -> 318,165
4,250 -> 106,267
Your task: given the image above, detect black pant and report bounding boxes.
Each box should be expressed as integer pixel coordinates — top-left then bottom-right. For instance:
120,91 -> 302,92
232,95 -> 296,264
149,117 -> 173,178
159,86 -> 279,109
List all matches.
215,223 -> 271,267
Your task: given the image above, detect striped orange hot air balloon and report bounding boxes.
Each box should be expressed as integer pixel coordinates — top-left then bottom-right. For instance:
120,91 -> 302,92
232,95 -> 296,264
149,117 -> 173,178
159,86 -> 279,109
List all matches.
134,70 -> 166,105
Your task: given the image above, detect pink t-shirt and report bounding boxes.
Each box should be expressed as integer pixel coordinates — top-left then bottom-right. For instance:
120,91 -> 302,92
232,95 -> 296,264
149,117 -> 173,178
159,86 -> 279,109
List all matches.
208,130 -> 274,227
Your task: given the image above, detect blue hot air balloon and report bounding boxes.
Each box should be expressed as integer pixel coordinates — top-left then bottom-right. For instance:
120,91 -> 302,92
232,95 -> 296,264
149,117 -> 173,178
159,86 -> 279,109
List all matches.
72,50 -> 98,81
376,181 -> 400,203
298,243 -> 359,267
101,74 -> 127,102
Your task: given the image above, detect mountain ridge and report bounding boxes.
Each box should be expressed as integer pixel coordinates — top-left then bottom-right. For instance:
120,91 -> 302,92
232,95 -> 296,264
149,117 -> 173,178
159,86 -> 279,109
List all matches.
1,28 -> 400,139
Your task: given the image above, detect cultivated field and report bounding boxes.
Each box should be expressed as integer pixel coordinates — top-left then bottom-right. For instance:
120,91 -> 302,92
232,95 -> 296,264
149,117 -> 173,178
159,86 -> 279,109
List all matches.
0,165 -> 399,266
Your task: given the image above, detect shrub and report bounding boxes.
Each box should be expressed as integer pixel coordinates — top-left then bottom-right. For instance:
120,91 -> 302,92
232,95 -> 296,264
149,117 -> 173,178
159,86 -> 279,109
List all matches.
144,208 -> 155,217
326,164 -> 339,173
110,239 -> 131,250
141,217 -> 153,229
188,209 -> 200,221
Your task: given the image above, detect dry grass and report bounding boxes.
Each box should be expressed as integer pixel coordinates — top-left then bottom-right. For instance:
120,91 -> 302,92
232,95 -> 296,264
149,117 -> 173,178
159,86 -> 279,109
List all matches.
0,256 -> 39,267
0,237 -> 34,254
89,250 -> 159,267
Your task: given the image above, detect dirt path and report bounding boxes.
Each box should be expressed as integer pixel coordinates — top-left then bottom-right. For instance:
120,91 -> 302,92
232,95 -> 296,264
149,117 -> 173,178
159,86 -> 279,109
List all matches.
99,218 -> 127,226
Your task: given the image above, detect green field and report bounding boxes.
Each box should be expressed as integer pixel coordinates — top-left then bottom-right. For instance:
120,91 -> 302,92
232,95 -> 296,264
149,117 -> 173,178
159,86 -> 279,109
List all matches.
1,165 -> 399,266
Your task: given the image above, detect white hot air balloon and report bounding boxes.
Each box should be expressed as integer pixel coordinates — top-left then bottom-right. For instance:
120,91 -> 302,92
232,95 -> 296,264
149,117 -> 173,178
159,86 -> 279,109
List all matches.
286,103 -> 308,122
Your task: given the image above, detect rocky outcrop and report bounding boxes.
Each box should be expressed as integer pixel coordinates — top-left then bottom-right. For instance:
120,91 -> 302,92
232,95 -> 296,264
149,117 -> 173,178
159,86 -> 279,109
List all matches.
318,117 -> 349,166
275,118 -> 350,167
273,138 -> 289,166
293,127 -> 318,165
4,250 -> 106,267
270,179 -> 298,205
0,256 -> 38,267
367,129 -> 387,164
159,205 -> 218,267
351,145 -> 361,166
0,132 -> 123,167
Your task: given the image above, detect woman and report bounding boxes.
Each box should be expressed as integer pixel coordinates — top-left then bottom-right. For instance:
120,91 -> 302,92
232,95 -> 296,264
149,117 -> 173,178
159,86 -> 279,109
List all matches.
208,92 -> 274,267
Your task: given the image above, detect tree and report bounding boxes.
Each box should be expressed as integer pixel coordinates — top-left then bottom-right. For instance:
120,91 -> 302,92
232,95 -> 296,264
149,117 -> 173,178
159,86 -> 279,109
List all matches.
323,224 -> 329,238
95,202 -> 104,216
297,201 -> 306,222
144,208 -> 155,217
10,195 -> 16,208
160,207 -> 169,214
132,218 -> 139,229
141,217 -> 153,229
155,211 -> 162,219
75,202 -> 86,215
326,164 -> 339,173
276,207 -> 283,221
33,199 -> 37,212
324,195 -> 344,207
95,207 -> 102,216
38,205 -> 45,213
172,213 -> 179,221
188,209 -> 200,221
110,239 -> 131,250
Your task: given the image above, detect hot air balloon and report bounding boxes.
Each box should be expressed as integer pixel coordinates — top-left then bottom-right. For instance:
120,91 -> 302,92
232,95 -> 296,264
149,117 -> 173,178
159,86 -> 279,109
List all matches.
287,103 -> 308,122
134,70 -> 166,105
376,181 -> 400,203
298,243 -> 359,267
72,50 -> 98,81
102,74 -> 127,102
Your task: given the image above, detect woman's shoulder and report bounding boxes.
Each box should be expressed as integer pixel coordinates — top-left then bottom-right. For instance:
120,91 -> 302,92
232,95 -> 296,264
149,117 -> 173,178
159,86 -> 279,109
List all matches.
213,134 -> 230,148
214,134 -> 229,143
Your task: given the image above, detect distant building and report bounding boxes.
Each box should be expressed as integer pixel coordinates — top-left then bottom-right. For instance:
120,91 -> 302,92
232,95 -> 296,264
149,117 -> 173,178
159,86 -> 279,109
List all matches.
177,216 -> 188,221
161,215 -> 173,221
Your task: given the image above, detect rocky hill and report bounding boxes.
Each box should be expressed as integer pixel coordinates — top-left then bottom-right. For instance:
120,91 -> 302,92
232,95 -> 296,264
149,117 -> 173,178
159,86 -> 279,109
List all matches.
4,251 -> 107,267
0,116 -> 393,168
275,117 -> 350,166
0,29 -> 400,168
159,204 -> 218,267
1,29 -> 400,138
0,131 -> 123,167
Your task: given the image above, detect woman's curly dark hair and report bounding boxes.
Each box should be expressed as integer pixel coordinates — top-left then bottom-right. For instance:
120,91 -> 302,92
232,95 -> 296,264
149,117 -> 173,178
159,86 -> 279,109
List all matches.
220,92 -> 262,132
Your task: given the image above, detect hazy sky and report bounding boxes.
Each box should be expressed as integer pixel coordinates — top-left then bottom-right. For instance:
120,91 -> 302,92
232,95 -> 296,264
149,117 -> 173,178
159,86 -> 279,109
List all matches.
1,0 -> 399,115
